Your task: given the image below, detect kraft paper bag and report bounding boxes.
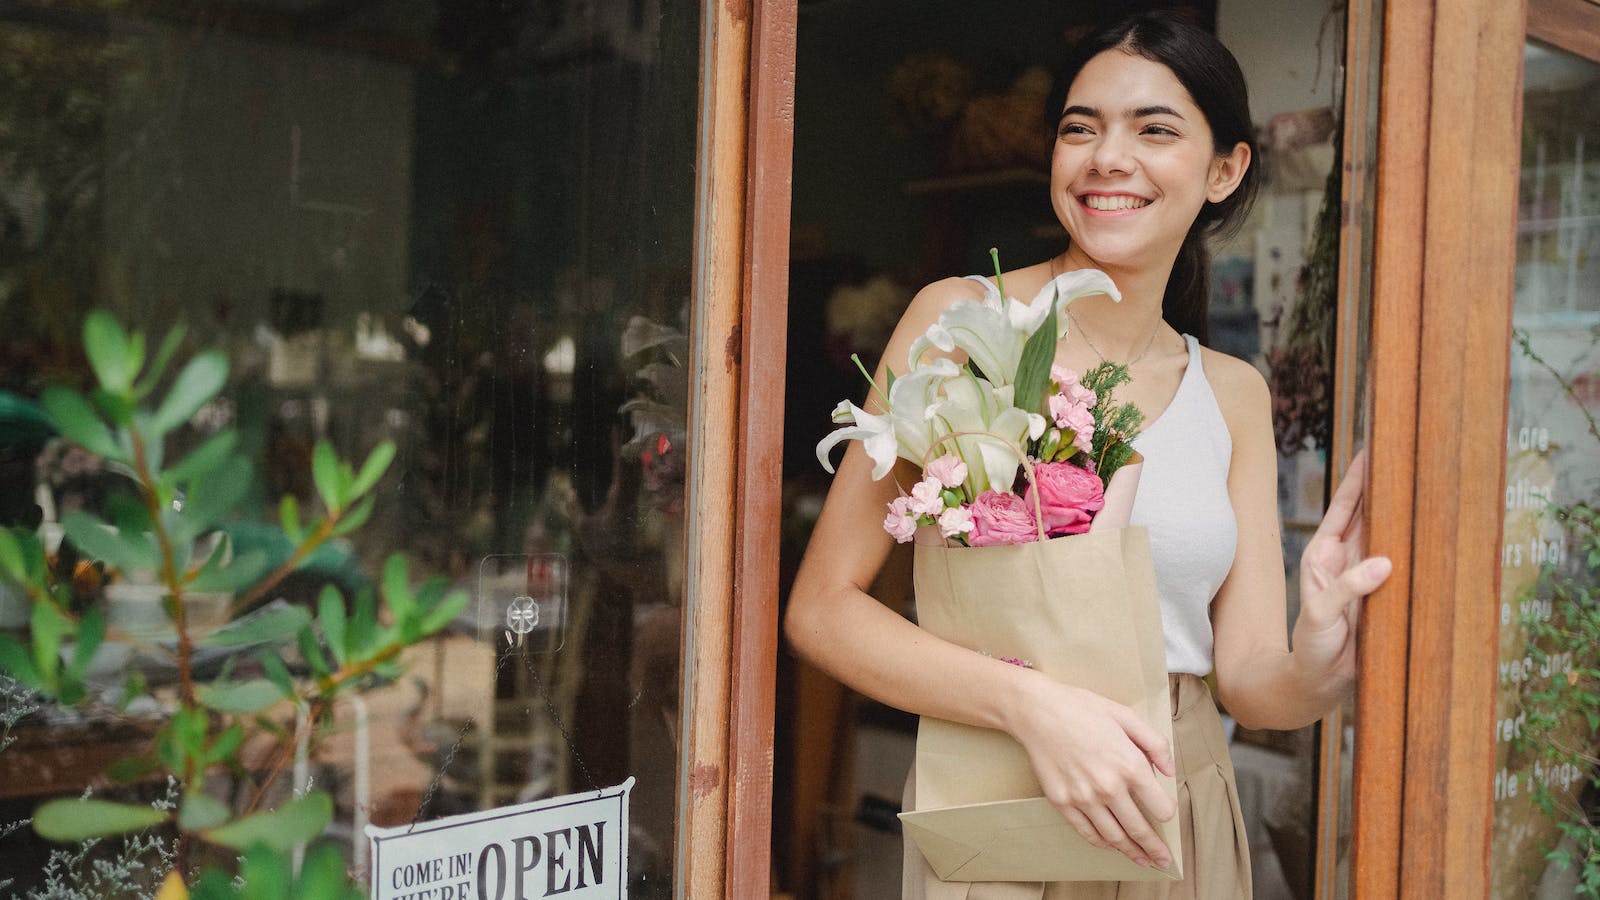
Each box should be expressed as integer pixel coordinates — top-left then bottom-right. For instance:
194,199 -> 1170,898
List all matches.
899,524 -> 1181,883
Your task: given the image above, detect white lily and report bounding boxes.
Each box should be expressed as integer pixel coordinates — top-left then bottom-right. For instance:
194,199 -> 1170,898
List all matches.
815,358 -> 961,481
906,268 -> 1122,386
928,371 -> 1047,495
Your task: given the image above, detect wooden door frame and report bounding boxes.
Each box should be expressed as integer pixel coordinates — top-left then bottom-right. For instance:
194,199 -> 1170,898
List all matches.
1349,0 -> 1527,896
679,0 -> 796,897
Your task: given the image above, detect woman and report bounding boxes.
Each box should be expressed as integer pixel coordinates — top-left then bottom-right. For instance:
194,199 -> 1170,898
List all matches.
784,14 -> 1394,899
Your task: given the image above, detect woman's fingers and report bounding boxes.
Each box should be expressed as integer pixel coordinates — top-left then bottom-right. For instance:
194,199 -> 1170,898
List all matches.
1109,794 -> 1174,867
1314,449 -> 1368,543
1112,703 -> 1176,779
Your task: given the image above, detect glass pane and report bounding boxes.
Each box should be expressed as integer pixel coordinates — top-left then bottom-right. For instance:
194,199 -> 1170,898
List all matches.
1490,37 -> 1600,900
0,3 -> 700,896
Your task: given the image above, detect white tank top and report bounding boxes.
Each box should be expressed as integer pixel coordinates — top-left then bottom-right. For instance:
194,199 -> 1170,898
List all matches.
1129,334 -> 1238,675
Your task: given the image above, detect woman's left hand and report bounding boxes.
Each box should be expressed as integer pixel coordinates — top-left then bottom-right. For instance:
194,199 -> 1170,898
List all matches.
1290,449 -> 1393,688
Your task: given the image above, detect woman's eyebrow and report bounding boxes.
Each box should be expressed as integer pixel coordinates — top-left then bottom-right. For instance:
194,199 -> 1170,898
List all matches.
1060,103 -> 1188,120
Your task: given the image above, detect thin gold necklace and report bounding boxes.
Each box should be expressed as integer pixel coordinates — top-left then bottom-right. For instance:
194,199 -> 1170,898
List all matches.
1050,254 -> 1163,367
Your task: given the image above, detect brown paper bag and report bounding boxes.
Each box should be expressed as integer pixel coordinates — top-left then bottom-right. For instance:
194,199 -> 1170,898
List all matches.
899,525 -> 1181,883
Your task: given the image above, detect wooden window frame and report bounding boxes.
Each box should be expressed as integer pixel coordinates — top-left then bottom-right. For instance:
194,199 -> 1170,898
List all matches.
678,1 -> 796,897
1349,0 -> 1531,896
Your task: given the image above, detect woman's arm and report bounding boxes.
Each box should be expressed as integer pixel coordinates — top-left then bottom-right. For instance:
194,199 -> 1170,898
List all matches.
1208,355 -> 1392,730
785,277 -> 1180,869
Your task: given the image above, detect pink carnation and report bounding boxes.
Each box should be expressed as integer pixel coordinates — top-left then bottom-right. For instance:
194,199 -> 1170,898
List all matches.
883,496 -> 917,543
937,506 -> 974,539
909,477 -> 947,517
1049,396 -> 1096,453
1024,461 -> 1105,537
924,453 -> 968,489
966,490 -> 1039,547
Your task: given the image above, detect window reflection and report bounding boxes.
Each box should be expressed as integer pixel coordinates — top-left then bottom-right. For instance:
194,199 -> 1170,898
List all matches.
0,2 -> 699,896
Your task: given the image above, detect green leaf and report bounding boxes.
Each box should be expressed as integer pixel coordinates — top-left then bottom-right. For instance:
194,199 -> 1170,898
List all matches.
150,351 -> 228,436
200,605 -> 311,649
40,386 -> 122,460
207,724 -> 245,765
350,441 -> 396,497
189,548 -> 271,594
179,457 -> 252,536
0,528 -> 30,585
30,601 -> 71,685
192,867 -> 244,900
317,585 -> 348,667
329,495 -> 374,538
297,626 -> 329,679
90,387 -> 136,430
381,554 -> 413,622
204,791 -> 332,851
83,311 -> 133,393
133,322 -> 188,400
298,842 -> 363,900
68,608 -> 106,682
257,650 -> 295,699
167,431 -> 239,486
62,510 -> 159,575
179,791 -> 231,831
170,705 -> 209,762
346,588 -> 377,661
279,494 -> 303,544
311,441 -> 341,513
1012,303 -> 1058,418
0,634 -> 42,689
236,845 -> 292,900
419,591 -> 470,636
106,754 -> 162,784
33,798 -> 169,841
198,679 -> 284,714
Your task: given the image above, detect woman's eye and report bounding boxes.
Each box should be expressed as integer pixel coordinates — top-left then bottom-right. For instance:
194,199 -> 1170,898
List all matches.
1142,124 -> 1179,137
1058,123 -> 1093,136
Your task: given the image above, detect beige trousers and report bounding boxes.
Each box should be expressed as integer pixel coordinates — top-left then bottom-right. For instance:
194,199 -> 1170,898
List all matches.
902,674 -> 1253,900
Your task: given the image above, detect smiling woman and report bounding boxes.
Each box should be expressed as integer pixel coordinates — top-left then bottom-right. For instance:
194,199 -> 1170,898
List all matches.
784,13 -> 1388,899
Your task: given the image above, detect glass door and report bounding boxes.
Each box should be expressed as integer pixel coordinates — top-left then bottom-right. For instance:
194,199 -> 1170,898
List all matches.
1490,26 -> 1600,899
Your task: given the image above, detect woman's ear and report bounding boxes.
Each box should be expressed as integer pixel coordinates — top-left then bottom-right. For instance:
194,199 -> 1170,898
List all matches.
1206,141 -> 1252,203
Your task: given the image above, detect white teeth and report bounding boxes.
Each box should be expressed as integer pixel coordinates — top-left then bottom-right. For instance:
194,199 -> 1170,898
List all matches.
1083,195 -> 1149,211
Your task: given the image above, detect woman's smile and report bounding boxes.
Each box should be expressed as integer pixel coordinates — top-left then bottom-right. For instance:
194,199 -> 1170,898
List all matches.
1078,192 -> 1153,213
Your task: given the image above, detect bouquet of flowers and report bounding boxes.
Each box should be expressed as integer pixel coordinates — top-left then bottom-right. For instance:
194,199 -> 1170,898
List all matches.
816,251 -> 1145,547
815,252 -> 1181,883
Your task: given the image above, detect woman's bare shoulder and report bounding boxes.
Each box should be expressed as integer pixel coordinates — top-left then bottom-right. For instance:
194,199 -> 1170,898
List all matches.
1198,346 -> 1272,432
906,274 -> 988,317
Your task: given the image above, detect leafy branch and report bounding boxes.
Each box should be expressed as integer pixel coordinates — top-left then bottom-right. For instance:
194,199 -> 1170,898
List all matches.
0,312 -> 466,897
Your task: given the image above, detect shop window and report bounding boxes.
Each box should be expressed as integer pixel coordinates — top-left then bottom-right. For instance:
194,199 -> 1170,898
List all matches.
0,1 -> 700,895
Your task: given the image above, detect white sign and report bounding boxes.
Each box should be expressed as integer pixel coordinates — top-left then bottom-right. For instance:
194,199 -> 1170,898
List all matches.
367,778 -> 633,900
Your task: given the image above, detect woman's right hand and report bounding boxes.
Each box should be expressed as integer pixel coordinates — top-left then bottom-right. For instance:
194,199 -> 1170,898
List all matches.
1009,675 -> 1178,869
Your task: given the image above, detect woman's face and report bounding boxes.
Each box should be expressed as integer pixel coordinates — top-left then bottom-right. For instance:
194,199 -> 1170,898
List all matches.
1050,49 -> 1248,274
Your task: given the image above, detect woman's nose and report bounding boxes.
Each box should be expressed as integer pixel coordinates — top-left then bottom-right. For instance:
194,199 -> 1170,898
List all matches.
1088,129 -> 1136,175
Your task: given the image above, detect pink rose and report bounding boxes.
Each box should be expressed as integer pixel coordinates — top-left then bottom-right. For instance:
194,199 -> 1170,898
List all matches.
924,453 -> 969,490
1024,461 -> 1105,536
966,490 -> 1039,547
883,496 -> 917,543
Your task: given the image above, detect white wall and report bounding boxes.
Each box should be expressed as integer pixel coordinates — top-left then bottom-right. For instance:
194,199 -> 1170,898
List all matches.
1218,0 -> 1343,123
